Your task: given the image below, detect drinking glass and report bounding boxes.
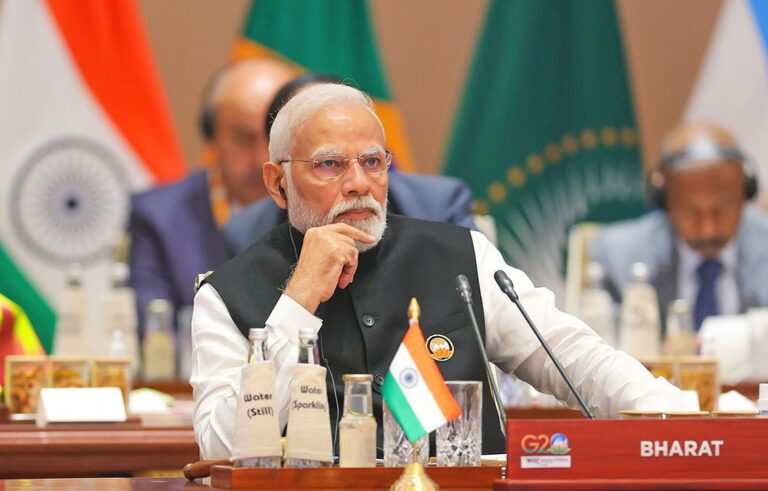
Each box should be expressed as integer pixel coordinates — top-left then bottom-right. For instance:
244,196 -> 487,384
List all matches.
436,381 -> 482,466
383,400 -> 429,467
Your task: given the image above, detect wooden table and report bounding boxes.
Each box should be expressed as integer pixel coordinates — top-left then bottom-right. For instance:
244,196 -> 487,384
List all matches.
0,422 -> 199,479
0,476 -> 498,491
0,478 -> 203,490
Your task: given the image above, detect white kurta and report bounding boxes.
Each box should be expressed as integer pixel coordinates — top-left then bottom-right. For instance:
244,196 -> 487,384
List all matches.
191,231 -> 687,459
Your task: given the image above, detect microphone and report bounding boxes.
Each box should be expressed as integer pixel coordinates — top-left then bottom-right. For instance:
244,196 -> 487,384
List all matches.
454,275 -> 507,437
493,270 -> 596,420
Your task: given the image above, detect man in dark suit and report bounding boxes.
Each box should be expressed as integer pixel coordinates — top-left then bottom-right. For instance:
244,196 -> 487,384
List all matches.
128,58 -> 295,332
129,65 -> 476,333
590,122 -> 768,330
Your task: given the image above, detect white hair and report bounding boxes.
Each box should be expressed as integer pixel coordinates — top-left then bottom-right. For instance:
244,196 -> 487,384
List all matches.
268,83 -> 384,163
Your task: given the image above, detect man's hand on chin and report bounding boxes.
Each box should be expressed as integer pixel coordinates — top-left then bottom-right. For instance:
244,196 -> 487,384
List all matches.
284,223 -> 375,313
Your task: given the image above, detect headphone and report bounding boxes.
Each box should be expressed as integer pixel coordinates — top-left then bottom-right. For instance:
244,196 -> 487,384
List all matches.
279,185 -> 287,201
647,140 -> 758,209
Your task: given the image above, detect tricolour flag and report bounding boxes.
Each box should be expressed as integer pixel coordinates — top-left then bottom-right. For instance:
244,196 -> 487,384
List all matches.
684,0 -> 768,208
381,316 -> 461,442
0,0 -> 186,353
232,0 -> 415,171
444,0 -> 645,303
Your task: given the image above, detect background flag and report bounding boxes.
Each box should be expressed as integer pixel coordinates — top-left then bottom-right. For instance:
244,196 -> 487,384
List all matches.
684,0 -> 768,208
382,314 -> 461,442
0,0 -> 186,353
233,0 -> 415,171
444,0 -> 645,303
0,293 -> 45,383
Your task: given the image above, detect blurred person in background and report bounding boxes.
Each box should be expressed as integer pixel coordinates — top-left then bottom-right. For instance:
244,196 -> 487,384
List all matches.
128,58 -> 296,334
591,122 -> 768,330
224,72 -> 478,253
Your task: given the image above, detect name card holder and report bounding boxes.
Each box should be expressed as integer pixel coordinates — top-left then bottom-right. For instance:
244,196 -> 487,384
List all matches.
497,418 -> 768,490
36,387 -> 127,427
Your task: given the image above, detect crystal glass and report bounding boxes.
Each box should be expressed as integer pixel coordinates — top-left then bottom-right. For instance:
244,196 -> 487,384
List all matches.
436,380 -> 482,467
383,400 -> 429,467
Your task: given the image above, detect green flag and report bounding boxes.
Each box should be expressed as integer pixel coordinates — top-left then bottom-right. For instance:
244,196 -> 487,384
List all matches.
234,0 -> 415,171
445,0 -> 646,300
0,244 -> 55,352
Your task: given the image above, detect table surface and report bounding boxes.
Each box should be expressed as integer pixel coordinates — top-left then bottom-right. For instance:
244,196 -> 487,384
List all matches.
0,422 -> 199,479
0,477 -> 494,491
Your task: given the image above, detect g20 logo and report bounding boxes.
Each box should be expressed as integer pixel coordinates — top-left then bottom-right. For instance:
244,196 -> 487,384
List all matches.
521,433 -> 570,455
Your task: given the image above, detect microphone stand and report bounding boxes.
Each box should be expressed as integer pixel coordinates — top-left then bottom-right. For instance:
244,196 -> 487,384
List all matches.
494,270 -> 596,420
455,275 -> 507,437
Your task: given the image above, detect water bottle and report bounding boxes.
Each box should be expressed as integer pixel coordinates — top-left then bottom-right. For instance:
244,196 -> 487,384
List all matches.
579,262 -> 616,346
141,299 -> 176,381
55,263 -> 86,355
104,262 -> 140,373
236,328 -> 281,468
284,328 -> 329,468
339,374 -> 377,468
663,299 -> 697,356
619,262 -> 661,357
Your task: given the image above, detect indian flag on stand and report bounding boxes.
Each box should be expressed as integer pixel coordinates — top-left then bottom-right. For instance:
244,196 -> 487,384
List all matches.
382,303 -> 461,442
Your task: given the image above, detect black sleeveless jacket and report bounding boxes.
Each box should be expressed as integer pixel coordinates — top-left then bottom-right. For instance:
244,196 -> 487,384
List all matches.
206,214 -> 506,454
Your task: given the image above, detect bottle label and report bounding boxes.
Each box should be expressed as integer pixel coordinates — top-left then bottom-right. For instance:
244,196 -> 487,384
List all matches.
231,361 -> 282,462
284,364 -> 333,462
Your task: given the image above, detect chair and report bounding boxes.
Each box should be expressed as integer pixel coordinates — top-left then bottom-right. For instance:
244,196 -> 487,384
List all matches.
564,222 -> 601,315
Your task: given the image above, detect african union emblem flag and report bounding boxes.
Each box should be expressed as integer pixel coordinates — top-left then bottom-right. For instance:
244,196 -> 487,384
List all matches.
445,0 -> 646,303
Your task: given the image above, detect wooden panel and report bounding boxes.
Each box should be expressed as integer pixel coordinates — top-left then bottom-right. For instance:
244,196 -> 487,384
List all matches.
495,478 -> 768,490
0,423 -> 198,478
211,465 -> 501,490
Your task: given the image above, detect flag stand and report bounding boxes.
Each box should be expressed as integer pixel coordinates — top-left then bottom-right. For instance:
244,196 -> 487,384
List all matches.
389,445 -> 437,491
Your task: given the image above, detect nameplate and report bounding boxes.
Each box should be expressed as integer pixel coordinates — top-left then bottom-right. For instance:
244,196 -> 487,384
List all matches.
36,387 -> 127,426
505,418 -> 768,481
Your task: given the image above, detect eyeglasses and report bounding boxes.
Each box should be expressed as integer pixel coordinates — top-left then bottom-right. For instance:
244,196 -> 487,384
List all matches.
280,150 -> 392,180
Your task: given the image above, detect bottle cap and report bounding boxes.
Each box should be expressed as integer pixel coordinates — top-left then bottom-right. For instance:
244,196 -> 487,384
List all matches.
299,327 -> 318,342
343,373 -> 373,382
111,262 -> 129,287
65,263 -> 83,286
630,262 -> 649,282
585,262 -> 605,287
248,327 -> 268,342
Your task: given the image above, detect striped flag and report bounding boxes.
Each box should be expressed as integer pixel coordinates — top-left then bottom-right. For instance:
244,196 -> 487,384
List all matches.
382,316 -> 461,442
232,0 -> 415,171
684,0 -> 768,208
0,0 -> 186,353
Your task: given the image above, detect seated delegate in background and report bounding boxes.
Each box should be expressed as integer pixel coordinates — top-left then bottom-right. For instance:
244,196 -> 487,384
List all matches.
590,122 -> 768,330
127,58 -> 295,333
223,73 -> 476,253
191,83 -> 687,460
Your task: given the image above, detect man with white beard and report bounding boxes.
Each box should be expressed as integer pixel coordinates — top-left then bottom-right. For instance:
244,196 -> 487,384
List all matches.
190,83 -> 688,460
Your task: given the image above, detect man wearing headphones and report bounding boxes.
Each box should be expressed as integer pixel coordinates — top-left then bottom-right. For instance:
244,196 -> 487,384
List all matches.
128,58 -> 295,334
590,122 -> 768,330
